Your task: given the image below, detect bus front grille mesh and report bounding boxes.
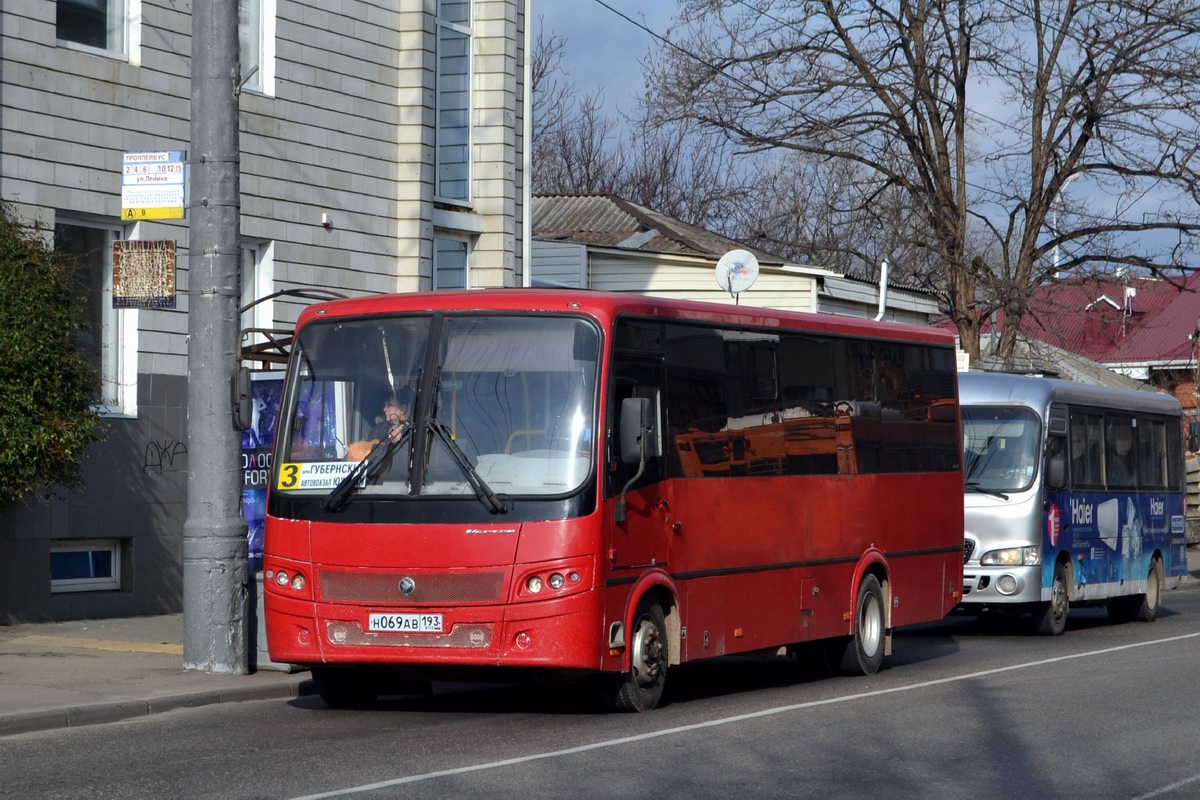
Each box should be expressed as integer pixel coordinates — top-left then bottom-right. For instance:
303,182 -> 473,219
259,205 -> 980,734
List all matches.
318,569 -> 506,604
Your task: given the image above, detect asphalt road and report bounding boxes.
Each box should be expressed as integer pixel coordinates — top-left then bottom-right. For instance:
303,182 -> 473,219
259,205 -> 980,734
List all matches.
6,584 -> 1200,800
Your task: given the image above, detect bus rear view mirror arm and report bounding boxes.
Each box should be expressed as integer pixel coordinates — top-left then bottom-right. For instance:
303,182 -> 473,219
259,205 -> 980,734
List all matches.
1045,454 -> 1066,490
615,397 -> 651,523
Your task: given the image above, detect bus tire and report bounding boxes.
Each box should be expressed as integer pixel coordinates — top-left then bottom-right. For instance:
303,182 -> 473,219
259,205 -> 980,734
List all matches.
1033,562 -> 1069,636
1132,556 -> 1165,623
838,574 -> 886,676
312,666 -> 381,708
603,599 -> 668,712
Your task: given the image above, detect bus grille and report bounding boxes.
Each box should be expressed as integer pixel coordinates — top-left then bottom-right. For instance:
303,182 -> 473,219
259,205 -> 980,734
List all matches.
318,569 -> 506,604
325,620 -> 493,649
963,540 -> 975,564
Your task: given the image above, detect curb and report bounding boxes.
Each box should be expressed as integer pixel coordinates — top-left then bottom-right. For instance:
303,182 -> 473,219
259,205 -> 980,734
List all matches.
0,678 -> 316,738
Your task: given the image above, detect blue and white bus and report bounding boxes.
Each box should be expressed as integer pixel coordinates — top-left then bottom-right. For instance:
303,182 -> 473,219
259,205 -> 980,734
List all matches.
959,372 -> 1187,635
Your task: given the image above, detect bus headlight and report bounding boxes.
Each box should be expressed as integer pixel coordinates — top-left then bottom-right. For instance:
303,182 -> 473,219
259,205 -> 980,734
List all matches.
981,546 -> 1041,567
515,559 -> 591,601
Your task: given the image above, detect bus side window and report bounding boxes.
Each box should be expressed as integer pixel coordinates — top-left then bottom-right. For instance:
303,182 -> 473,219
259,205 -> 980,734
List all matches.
1104,417 -> 1137,489
1070,412 -> 1104,489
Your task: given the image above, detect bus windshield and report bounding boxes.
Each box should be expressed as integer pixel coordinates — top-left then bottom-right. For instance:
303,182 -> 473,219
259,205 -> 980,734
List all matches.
962,406 -> 1041,493
276,313 -> 600,501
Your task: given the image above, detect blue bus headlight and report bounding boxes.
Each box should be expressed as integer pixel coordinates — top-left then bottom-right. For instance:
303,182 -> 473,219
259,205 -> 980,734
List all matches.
980,546 -> 1041,567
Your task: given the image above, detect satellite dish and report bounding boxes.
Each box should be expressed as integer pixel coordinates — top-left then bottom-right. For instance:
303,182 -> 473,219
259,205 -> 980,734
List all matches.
716,249 -> 759,297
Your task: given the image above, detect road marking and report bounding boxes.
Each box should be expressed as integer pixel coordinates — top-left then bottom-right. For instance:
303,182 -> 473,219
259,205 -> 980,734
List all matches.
290,631 -> 1200,800
1132,772 -> 1200,800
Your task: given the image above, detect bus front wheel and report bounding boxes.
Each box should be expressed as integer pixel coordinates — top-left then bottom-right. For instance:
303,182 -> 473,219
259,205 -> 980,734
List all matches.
836,574 -> 886,676
1033,562 -> 1069,636
603,599 -> 668,712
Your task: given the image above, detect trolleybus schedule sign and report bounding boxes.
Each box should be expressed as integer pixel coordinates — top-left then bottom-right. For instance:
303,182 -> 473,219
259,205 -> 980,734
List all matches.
121,151 -> 185,220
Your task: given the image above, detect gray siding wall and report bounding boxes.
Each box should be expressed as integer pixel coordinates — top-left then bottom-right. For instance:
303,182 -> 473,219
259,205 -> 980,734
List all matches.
0,0 -> 527,621
530,240 -> 586,287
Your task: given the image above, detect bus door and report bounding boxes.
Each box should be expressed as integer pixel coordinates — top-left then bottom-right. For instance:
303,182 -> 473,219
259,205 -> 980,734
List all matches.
606,356 -> 672,582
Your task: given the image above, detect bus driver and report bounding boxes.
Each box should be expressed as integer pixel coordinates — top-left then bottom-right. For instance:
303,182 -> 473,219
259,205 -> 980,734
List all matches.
345,387 -> 413,461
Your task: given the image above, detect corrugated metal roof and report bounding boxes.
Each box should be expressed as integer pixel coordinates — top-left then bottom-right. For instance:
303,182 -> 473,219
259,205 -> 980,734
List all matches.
974,334 -> 1155,388
987,273 -> 1200,367
532,194 -> 786,264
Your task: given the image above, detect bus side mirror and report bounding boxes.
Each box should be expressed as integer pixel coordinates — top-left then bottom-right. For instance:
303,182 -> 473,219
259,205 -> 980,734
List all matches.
1046,454 -> 1066,490
620,397 -> 651,464
232,366 -> 253,431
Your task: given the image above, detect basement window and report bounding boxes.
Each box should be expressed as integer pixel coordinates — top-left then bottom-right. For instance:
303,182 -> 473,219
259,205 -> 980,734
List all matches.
50,539 -> 121,593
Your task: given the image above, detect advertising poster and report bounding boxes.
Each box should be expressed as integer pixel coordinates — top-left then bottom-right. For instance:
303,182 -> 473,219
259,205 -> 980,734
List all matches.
241,372 -> 285,572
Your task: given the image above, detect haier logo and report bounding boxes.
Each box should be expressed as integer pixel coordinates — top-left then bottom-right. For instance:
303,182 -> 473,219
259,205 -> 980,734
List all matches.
1070,498 -> 1093,525
1150,497 -> 1164,516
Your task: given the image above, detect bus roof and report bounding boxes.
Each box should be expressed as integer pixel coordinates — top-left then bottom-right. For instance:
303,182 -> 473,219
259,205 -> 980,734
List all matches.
958,371 -> 1182,417
293,288 -> 956,347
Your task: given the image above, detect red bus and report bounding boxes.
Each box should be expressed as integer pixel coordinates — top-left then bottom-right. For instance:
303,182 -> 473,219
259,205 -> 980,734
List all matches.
263,289 -> 963,711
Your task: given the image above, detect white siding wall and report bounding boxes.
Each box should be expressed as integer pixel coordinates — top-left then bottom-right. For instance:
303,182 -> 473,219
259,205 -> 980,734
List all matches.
588,252 -> 818,313
470,0 -> 521,287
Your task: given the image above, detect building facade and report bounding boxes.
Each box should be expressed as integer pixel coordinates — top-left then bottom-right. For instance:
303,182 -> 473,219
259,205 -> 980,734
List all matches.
0,0 -> 530,622
532,193 -> 943,324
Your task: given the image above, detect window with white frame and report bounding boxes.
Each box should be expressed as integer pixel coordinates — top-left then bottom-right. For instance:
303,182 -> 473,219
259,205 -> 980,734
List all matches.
436,0 -> 471,203
239,0 -> 275,95
240,241 -> 275,341
434,236 -> 469,289
55,220 -> 137,416
57,0 -> 128,54
50,539 -> 122,593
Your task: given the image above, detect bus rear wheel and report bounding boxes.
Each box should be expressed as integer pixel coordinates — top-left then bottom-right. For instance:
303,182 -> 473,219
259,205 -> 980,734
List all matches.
1033,562 -> 1069,636
1116,556 -> 1165,623
835,574 -> 886,676
312,666 -> 381,708
603,599 -> 668,712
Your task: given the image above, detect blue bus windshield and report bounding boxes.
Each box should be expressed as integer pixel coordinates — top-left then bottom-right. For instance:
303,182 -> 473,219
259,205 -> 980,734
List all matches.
963,407 -> 1041,493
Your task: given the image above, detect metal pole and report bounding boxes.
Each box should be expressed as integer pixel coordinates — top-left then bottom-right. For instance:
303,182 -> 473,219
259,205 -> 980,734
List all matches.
184,0 -> 248,673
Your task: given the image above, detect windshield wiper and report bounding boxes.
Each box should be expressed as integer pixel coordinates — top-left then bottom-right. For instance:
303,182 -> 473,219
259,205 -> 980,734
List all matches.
324,424 -> 413,512
964,481 -> 1008,501
428,419 -> 509,514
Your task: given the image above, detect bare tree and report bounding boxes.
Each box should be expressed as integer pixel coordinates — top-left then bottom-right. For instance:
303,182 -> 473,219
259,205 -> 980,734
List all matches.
531,23 -> 749,232
534,91 -> 630,195
648,0 -> 1200,359
732,152 -> 946,286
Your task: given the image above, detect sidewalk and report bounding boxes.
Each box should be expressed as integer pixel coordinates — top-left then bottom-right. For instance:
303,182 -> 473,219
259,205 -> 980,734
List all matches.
0,614 -> 313,737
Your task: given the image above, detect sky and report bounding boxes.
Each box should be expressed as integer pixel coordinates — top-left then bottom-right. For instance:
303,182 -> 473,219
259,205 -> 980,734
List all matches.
533,0 -> 679,115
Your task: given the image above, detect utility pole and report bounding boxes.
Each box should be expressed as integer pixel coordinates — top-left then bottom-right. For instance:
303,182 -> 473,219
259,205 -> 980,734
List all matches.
183,0 -> 248,673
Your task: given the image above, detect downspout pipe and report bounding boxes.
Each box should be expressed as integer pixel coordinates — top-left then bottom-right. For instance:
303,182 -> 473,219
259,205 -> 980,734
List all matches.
873,260 -> 890,321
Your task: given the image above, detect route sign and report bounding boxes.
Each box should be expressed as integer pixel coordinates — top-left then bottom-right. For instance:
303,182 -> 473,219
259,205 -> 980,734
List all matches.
121,151 -> 186,220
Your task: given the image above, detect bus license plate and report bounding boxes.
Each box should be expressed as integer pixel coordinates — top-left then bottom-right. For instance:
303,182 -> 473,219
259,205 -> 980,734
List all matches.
368,613 -> 443,633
